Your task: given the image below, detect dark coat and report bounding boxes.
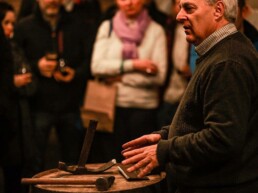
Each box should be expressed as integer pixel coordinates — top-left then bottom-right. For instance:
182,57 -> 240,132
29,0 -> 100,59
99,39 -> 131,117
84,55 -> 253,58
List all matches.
0,28 -> 36,177
14,5 -> 91,113
243,19 -> 258,50
0,27 -> 19,164
9,39 -> 37,175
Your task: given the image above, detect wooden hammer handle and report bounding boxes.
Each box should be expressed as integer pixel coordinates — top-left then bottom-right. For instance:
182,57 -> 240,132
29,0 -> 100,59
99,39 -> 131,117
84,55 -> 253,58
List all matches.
21,178 -> 96,185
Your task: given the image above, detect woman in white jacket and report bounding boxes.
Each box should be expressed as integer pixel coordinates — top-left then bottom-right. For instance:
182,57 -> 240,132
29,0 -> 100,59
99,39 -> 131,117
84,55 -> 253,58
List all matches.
91,0 -> 167,162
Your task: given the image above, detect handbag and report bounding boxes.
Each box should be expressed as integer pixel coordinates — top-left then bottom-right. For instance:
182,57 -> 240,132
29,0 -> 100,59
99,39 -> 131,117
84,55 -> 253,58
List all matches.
81,80 -> 117,133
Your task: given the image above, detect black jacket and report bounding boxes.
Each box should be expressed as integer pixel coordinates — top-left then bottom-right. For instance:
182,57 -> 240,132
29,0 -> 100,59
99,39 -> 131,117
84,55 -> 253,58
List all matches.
14,5 -> 91,113
0,27 -> 19,162
243,19 -> 258,50
0,27 -> 17,129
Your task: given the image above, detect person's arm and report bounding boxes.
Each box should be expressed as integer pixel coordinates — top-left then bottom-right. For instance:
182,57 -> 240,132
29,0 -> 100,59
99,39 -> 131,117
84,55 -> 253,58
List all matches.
120,125 -> 168,178
122,60 -> 255,177
157,61 -> 254,168
13,21 -> 42,77
152,125 -> 169,139
122,133 -> 161,177
121,23 -> 167,87
91,20 -> 133,77
91,21 -> 167,87
121,132 -> 163,178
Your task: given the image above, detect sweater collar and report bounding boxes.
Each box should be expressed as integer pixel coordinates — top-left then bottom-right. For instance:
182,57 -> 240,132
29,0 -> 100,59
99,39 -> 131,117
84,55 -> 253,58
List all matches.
195,23 -> 237,56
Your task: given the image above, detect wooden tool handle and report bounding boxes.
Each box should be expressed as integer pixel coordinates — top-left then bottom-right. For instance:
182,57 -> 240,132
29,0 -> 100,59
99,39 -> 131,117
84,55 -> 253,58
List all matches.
21,178 -> 96,185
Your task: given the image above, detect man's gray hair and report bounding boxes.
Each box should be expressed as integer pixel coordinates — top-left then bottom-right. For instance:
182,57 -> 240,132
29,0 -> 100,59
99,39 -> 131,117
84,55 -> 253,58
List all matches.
206,0 -> 238,23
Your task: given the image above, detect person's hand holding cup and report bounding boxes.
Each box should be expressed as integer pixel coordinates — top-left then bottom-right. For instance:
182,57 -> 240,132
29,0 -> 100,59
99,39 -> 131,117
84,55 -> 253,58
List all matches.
38,52 -> 58,78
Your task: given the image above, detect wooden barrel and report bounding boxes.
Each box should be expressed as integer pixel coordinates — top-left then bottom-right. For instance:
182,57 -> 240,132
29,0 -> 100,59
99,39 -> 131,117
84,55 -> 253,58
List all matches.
29,164 -> 166,193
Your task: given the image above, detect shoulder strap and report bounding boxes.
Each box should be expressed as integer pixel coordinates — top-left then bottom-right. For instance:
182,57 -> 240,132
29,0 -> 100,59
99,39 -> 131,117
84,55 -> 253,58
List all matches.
58,31 -> 64,56
108,19 -> 113,38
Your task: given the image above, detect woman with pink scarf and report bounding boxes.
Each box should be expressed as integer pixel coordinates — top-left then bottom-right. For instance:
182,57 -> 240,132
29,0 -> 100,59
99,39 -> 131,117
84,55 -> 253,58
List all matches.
90,0 -> 167,162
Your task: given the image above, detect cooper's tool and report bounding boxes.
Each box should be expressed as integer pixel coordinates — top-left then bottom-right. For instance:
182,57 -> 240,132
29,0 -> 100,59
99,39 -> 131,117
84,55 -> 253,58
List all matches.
58,159 -> 117,174
95,176 -> 115,191
58,120 -> 116,174
21,176 -> 115,191
117,163 -> 149,181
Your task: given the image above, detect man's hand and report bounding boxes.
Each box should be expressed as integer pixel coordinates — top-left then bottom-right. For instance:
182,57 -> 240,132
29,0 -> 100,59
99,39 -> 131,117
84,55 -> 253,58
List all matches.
122,144 -> 159,178
121,134 -> 161,177
38,57 -> 57,78
122,134 -> 161,153
53,66 -> 75,82
14,73 -> 32,87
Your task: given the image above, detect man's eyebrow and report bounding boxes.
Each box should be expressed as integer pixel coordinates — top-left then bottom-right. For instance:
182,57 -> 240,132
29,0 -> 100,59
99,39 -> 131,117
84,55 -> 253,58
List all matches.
180,2 -> 197,9
181,2 -> 192,7
179,2 -> 186,8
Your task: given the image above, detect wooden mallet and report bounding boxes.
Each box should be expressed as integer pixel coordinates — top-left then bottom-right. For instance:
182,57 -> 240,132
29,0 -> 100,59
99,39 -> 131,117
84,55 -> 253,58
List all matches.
21,176 -> 115,191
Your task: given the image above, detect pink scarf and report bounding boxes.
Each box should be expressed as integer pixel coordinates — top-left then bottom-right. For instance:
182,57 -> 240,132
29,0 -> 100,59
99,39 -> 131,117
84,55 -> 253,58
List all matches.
113,9 -> 151,59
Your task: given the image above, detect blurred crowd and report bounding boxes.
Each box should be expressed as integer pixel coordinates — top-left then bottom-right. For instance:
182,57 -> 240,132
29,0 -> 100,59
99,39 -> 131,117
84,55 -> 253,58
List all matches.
0,0 -> 257,193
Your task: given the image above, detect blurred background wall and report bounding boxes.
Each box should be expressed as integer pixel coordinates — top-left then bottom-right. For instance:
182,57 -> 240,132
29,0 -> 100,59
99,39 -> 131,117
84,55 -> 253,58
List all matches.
249,0 -> 258,8
8,0 -> 258,15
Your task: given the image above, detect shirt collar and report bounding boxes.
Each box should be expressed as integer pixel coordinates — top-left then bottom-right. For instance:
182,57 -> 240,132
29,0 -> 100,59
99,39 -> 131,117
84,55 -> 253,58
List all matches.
195,23 -> 237,56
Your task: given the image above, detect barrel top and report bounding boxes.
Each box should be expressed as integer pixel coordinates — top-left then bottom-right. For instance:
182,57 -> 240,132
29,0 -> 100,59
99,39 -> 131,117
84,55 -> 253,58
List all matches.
31,163 -> 166,193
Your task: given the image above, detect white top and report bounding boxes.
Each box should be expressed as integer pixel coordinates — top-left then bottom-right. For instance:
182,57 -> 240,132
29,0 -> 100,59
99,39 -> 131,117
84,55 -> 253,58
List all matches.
91,19 -> 167,109
164,24 -> 189,104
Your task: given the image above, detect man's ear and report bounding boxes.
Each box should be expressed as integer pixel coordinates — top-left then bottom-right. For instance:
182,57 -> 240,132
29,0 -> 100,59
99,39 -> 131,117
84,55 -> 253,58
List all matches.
214,0 -> 225,20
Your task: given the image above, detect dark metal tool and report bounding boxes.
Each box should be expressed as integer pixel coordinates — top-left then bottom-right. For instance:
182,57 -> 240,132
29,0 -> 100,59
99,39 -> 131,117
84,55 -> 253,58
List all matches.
21,176 -> 115,191
58,120 -> 116,174
95,176 -> 115,191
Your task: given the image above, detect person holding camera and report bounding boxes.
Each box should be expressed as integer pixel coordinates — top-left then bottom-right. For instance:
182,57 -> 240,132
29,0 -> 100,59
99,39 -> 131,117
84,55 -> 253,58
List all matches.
14,0 -> 91,173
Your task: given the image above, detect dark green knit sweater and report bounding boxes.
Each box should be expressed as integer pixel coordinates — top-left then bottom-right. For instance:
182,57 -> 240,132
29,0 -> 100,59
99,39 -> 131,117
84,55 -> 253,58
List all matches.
157,32 -> 258,191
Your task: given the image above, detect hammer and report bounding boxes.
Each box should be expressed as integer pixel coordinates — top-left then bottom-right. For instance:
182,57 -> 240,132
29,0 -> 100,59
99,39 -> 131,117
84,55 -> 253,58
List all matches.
21,176 -> 115,191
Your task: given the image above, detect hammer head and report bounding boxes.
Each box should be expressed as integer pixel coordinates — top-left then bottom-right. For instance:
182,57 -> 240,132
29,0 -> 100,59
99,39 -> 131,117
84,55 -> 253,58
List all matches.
95,176 -> 115,191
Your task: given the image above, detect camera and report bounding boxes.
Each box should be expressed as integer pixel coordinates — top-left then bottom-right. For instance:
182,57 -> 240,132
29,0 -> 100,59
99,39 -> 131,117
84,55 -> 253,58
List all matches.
45,52 -> 68,76
56,58 -> 68,76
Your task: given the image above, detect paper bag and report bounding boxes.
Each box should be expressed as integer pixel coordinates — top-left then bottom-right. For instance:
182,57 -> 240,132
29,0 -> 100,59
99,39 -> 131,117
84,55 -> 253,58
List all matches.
81,80 -> 117,133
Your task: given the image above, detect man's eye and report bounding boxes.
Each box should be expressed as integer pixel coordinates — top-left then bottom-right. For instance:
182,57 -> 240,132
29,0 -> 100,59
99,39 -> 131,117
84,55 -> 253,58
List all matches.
184,5 -> 195,13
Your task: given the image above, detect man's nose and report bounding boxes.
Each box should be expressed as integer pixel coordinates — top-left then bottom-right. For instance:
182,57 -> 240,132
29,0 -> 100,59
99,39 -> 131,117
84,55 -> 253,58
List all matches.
176,9 -> 186,23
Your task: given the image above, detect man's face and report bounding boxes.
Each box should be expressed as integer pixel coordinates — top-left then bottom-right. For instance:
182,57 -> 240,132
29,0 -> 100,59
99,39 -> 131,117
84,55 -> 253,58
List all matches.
116,0 -> 145,19
37,0 -> 62,17
176,0 -> 218,45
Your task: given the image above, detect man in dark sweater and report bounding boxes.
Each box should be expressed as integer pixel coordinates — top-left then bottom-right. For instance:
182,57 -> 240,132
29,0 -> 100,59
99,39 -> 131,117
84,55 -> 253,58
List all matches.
121,0 -> 258,192
14,0 -> 91,173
